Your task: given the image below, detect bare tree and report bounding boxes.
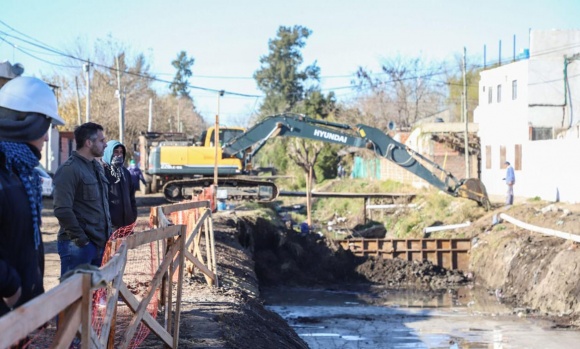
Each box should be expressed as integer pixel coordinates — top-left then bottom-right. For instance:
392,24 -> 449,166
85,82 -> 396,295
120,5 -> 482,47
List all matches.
354,55 -> 447,129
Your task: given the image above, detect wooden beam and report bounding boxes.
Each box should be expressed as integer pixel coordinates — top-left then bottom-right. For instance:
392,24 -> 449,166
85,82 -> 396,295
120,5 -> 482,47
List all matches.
158,200 -> 210,215
184,250 -> 215,282
118,283 -> 173,347
173,226 -> 187,348
98,243 -> 128,282
125,225 -> 183,249
0,274 -> 84,348
50,300 -> 82,349
80,274 -> 91,349
120,237 -> 181,348
185,209 -> 210,248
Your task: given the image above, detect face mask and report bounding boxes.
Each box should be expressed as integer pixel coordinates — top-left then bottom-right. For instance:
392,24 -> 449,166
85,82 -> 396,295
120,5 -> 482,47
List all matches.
112,155 -> 124,166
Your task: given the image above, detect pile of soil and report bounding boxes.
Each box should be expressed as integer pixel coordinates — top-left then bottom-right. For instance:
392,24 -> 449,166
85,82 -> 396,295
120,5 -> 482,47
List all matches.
355,257 -> 468,288
467,202 -> 580,325
236,211 -> 469,290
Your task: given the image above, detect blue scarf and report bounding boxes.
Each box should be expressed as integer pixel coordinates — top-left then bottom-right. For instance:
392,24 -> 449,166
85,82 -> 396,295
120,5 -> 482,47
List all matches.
0,141 -> 42,249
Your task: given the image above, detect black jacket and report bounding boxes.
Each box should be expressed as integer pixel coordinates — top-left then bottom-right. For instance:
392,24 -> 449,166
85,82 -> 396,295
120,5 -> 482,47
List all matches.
103,164 -> 137,229
0,152 -> 44,316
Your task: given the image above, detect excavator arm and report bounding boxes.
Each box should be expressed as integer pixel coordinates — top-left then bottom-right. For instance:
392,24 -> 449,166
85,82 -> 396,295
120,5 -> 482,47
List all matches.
223,113 -> 490,208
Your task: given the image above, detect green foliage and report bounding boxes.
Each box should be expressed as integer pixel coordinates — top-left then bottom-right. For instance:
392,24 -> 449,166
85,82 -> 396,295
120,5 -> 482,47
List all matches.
254,25 -> 320,115
252,25 -> 339,183
170,51 -> 195,98
314,145 -> 339,182
446,61 -> 481,122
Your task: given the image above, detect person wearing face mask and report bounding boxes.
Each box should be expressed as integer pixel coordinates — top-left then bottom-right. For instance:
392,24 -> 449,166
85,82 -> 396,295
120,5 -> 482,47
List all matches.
102,140 -> 137,233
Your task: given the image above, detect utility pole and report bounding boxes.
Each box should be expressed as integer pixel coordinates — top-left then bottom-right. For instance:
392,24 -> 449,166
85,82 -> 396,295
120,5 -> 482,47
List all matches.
84,61 -> 91,122
214,90 -> 225,187
116,57 -> 125,144
463,47 -> 471,178
74,77 -> 81,126
148,98 -> 153,132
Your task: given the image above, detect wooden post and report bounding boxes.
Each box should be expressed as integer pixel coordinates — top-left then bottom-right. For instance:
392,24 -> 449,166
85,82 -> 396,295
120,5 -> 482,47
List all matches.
306,166 -> 312,227
80,273 -> 91,349
173,226 -> 187,348
363,197 -> 368,224
107,241 -> 118,349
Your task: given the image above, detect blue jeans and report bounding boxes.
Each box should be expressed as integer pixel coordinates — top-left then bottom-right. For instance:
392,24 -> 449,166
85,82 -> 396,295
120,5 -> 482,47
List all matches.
57,240 -> 104,277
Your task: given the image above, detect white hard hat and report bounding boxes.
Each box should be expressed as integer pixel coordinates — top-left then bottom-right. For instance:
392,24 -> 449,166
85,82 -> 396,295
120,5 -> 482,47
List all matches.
0,76 -> 65,126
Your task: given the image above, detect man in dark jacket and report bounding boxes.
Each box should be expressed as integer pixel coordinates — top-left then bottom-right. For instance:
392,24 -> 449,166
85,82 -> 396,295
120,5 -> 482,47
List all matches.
53,122 -> 112,276
128,159 -> 146,193
0,76 -> 66,316
102,140 -> 137,231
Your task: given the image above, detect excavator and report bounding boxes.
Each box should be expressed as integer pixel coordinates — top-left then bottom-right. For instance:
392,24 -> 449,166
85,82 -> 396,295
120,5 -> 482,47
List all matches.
151,113 -> 490,209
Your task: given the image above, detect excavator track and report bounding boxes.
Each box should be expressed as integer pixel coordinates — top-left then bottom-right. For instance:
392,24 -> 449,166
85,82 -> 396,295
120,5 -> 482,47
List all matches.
162,177 -> 279,203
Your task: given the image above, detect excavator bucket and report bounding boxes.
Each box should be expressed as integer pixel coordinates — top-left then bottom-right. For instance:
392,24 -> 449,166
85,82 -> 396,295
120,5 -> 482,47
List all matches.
455,178 -> 491,210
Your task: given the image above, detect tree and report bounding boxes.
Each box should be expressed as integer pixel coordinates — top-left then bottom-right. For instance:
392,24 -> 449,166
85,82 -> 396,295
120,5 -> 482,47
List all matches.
354,55 -> 447,129
169,51 -> 195,98
50,36 -> 205,162
254,25 -> 320,116
253,25 -> 338,183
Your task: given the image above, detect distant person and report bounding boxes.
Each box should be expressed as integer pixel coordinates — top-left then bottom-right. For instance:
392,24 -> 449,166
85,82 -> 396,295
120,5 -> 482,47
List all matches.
128,159 -> 146,193
102,140 -> 137,232
503,161 -> 515,206
0,76 -> 65,318
337,163 -> 343,179
53,122 -> 112,277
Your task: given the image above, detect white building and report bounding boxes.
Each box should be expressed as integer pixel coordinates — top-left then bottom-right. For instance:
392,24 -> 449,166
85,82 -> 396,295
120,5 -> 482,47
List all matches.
474,30 -> 580,203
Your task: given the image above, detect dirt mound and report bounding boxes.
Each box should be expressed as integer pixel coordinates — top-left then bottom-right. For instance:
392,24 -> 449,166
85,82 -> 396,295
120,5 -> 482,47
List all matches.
469,201 -> 580,325
236,214 -> 365,286
236,210 -> 468,290
356,257 -> 469,288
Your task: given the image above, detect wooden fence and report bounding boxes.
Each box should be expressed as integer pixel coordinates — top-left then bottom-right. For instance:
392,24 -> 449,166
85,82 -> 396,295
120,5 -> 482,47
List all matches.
0,199 -> 216,349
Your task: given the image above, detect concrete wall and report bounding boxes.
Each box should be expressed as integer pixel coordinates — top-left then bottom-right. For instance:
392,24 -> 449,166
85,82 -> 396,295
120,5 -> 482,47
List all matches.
482,138 -> 580,203
40,126 -> 60,173
475,29 -> 580,203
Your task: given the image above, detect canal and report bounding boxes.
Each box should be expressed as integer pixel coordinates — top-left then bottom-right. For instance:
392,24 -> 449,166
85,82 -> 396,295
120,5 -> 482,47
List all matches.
262,285 -> 580,348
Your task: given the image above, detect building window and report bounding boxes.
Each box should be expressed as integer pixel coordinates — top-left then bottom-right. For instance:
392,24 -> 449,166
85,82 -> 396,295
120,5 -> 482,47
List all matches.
500,145 -> 506,168
515,144 -> 522,170
531,127 -> 553,140
512,80 -> 517,100
486,145 -> 491,169
497,84 -> 502,103
488,87 -> 493,104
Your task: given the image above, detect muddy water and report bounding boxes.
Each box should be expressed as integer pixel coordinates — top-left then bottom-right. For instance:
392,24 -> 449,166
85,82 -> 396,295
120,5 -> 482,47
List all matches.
262,286 -> 580,348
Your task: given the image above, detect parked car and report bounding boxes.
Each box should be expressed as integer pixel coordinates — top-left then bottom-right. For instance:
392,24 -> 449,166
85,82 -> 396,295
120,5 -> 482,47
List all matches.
35,165 -> 53,197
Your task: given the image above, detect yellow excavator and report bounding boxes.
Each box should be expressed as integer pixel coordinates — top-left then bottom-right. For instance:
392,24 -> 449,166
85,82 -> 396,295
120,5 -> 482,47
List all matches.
142,113 -> 490,209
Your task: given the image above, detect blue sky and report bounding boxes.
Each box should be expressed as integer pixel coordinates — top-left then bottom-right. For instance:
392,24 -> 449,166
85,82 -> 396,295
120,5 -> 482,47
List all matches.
2,0 -> 579,125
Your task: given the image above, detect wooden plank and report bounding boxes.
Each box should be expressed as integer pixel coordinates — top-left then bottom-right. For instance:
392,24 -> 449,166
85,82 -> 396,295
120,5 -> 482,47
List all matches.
173,226 -> 187,348
125,225 -> 183,249
98,243 -> 128,282
50,300 -> 82,349
120,237 -> 181,349
279,191 -> 416,200
0,274 -> 84,348
184,250 -> 215,282
102,242 -> 128,348
208,214 -> 218,287
166,239 -> 175,335
185,209 -> 210,248
80,274 -> 91,349
158,200 -> 210,215
119,283 -> 173,347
